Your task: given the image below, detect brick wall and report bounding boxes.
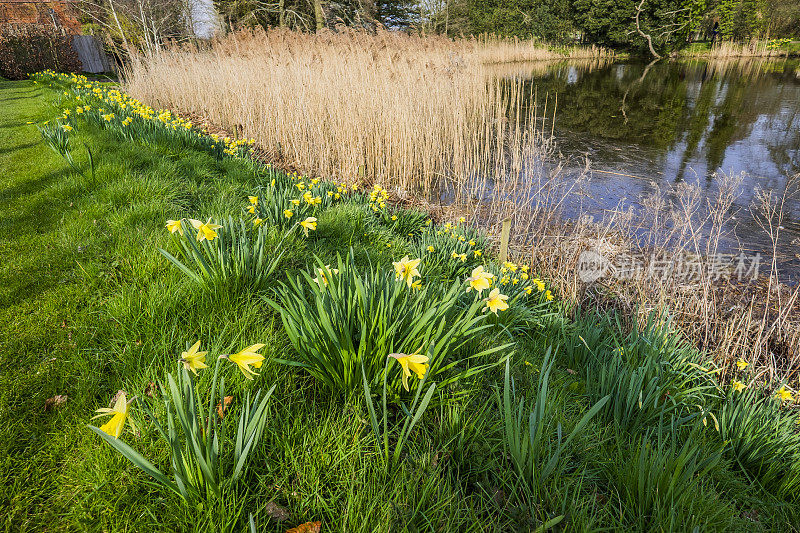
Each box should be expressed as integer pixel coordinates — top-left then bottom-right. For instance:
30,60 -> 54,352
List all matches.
0,1 -> 82,34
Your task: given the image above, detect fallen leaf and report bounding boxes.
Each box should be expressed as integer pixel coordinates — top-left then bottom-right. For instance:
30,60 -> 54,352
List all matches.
264,501 -> 290,522
217,396 -> 233,419
144,381 -> 157,398
45,395 -> 68,411
566,368 -> 577,375
285,522 -> 321,533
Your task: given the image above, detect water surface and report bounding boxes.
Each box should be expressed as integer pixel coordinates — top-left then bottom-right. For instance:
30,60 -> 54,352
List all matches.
510,58 -> 800,277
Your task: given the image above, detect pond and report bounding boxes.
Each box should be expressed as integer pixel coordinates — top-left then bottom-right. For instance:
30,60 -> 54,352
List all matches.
510,58 -> 800,278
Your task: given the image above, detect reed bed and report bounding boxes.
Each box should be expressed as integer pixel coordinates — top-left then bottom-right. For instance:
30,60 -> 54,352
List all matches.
123,29 -> 798,382
124,28 -> 556,197
680,39 -> 791,58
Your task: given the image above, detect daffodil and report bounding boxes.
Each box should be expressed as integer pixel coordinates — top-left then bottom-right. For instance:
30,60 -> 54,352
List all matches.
484,288 -> 509,314
62,124 -> 73,132
776,386 -> 793,403
190,218 -> 222,242
284,209 -> 294,219
392,256 -> 421,287
180,340 -> 207,374
731,380 -> 746,392
300,217 -> 317,236
427,246 -> 435,253
545,290 -> 554,301
166,219 -> 184,235
474,250 -> 482,257
735,359 -> 749,370
466,266 -> 493,294
532,278 -> 546,292
313,265 -> 339,287
389,350 -> 429,391
93,392 -> 136,438
411,279 -> 422,291
222,344 -> 266,379
253,218 -> 263,227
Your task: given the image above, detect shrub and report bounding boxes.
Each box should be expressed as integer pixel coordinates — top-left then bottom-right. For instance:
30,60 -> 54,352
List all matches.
0,26 -> 80,80
268,250 -> 509,394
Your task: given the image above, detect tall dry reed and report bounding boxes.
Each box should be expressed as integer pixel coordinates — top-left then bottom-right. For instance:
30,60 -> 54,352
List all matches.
124,28 -> 558,198
680,39 -> 789,58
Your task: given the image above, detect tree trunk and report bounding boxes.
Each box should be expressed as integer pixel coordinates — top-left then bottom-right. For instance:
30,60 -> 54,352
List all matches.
279,0 -> 286,27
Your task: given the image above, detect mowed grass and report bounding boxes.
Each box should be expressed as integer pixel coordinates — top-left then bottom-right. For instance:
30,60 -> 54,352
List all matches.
0,78 -> 797,532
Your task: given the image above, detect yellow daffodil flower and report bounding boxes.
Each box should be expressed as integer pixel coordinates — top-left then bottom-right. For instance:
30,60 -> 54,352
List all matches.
735,359 -> 749,370
503,261 -> 518,272
474,250 -> 482,257
284,209 -> 294,219
180,340 -> 207,374
731,380 -> 746,393
392,256 -> 421,287
62,124 -> 73,132
484,288 -> 509,314
253,218 -> 263,227
391,215 -> 398,221
291,199 -> 300,206
247,205 -> 256,214
776,386 -> 793,403
248,196 -> 258,205
468,240 -> 476,246
190,218 -> 222,242
545,290 -> 554,301
93,392 -> 136,438
427,246 -> 435,253
313,265 -> 339,287
466,266 -> 493,294
221,344 -> 266,380
533,278 -> 545,292
389,350 -> 429,391
166,219 -> 183,235
411,279 -> 422,291
300,217 -> 317,236
459,217 -> 466,223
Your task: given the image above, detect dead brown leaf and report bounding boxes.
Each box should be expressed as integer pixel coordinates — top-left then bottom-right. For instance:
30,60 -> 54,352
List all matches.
264,501 -> 290,522
44,394 -> 68,411
285,522 -> 321,533
217,396 -> 233,419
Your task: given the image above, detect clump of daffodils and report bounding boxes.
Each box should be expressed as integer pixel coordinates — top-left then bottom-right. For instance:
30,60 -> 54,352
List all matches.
369,184 -> 390,212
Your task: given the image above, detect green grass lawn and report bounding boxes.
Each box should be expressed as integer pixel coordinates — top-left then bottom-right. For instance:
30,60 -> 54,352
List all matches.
1,76 -> 798,532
